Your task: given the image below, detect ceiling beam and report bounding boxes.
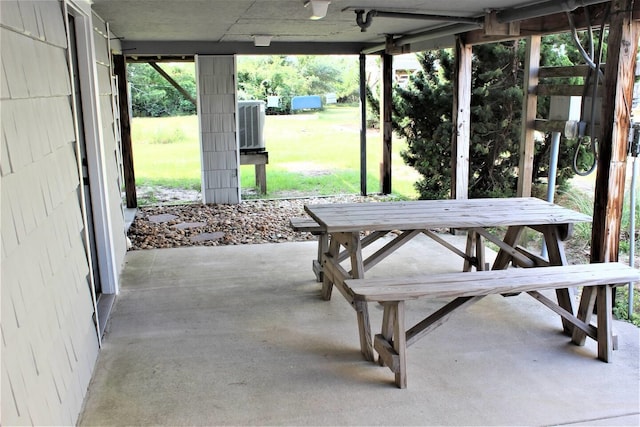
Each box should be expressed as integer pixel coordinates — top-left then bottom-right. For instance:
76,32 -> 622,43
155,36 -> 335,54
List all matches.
121,41 -> 380,57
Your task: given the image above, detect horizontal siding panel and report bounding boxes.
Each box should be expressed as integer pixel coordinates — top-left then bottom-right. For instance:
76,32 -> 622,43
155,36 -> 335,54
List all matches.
202,151 -> 237,170
0,29 -> 69,100
93,35 -> 110,66
1,191 -> 20,257
17,0 -> 40,39
1,345 -> 30,424
201,132 -> 235,152
204,113 -> 235,133
3,174 -> 27,244
6,99 -> 41,166
21,35 -> 50,97
202,75 -> 235,95
0,46 -> 11,100
0,0 -> 23,31
201,94 -> 235,114
1,130 -> 13,176
43,44 -> 72,96
96,65 -> 112,95
38,0 -> 66,47
2,98 -> 75,170
24,163 -> 49,229
205,170 -> 236,188
0,29 -> 29,99
212,57 -> 234,75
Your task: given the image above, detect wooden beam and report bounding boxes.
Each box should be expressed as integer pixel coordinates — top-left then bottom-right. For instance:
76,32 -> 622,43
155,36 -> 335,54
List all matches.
112,54 -> 137,208
517,35 -> 541,197
464,4 -> 632,45
381,45 -> 393,194
591,0 -> 640,263
148,61 -> 197,107
359,53 -> 367,196
451,35 -> 471,200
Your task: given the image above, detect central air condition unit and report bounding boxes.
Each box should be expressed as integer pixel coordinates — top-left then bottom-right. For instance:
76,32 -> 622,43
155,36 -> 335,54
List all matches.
238,100 -> 266,151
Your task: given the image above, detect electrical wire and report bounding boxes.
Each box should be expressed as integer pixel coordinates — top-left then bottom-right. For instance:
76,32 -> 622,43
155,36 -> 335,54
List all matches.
567,4 -> 610,176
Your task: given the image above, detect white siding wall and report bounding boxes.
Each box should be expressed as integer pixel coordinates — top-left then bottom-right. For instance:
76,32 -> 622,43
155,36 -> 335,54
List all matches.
196,55 -> 240,204
0,1 -> 124,424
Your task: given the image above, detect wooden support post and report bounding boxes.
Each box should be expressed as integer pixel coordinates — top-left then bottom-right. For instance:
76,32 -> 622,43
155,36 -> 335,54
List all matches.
113,55 -> 137,208
381,41 -> 393,194
239,152 -> 268,195
451,35 -> 471,200
517,35 -> 541,197
359,53 -> 368,196
591,1 -> 639,263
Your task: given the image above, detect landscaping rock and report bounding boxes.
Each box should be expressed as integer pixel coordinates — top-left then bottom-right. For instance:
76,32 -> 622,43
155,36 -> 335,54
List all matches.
127,194 -> 400,250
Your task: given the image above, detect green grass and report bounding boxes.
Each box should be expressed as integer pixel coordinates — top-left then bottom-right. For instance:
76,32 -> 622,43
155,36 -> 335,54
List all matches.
131,115 -> 201,190
131,105 -> 420,199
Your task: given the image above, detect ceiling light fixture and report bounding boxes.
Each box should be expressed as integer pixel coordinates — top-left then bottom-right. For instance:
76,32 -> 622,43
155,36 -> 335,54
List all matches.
304,0 -> 331,20
253,35 -> 272,47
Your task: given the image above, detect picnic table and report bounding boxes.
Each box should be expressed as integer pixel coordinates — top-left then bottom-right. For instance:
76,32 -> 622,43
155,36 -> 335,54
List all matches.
303,197 -> 595,362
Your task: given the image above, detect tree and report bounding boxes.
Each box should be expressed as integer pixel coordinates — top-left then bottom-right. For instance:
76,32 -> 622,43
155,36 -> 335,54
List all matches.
387,32 -> 598,200
237,55 -> 360,113
127,63 -> 196,117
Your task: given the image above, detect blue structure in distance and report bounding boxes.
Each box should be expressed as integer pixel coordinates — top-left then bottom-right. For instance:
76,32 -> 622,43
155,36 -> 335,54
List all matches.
291,95 -> 322,111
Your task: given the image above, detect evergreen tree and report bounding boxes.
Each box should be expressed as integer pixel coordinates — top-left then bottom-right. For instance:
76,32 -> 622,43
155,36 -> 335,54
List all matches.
387,33 -> 595,199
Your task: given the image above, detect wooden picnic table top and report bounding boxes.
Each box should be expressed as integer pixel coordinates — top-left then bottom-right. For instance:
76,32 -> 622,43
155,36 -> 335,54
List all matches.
304,197 -> 592,233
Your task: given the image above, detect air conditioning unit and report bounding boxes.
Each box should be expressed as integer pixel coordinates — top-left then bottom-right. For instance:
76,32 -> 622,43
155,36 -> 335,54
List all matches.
238,100 -> 266,151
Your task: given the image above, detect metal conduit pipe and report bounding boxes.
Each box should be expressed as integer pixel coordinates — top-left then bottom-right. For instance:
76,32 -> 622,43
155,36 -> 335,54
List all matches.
497,0 -> 611,23
360,22 -> 482,54
371,10 -> 482,25
394,23 -> 483,46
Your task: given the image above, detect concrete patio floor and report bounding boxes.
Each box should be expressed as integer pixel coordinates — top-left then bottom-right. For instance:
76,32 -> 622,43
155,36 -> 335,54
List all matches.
79,234 -> 640,426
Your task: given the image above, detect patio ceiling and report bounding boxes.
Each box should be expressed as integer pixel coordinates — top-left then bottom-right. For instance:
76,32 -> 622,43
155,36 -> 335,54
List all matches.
91,0 -> 612,56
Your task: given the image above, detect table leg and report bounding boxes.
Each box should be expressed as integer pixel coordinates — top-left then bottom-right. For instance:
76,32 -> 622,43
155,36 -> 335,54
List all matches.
464,230 -> 487,271
492,226 -> 524,270
596,285 -> 613,362
541,225 -> 576,335
347,233 -> 375,361
571,286 -> 597,346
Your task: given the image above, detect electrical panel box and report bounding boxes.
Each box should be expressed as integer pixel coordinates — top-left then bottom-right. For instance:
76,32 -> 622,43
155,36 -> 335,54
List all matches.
549,96 -> 582,121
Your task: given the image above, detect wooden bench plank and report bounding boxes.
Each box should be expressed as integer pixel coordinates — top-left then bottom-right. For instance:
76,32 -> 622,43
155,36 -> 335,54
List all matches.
345,263 -> 640,302
289,217 -> 322,233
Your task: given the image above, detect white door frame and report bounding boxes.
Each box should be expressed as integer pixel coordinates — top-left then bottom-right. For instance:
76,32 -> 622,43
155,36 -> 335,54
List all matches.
65,0 -> 119,302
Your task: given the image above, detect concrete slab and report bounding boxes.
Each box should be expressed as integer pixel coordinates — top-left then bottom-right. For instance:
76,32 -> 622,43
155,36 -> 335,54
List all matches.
79,235 -> 640,426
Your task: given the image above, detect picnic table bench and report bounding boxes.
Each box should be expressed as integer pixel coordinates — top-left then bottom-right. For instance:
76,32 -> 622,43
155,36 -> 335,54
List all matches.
344,263 -> 640,388
289,217 -> 327,281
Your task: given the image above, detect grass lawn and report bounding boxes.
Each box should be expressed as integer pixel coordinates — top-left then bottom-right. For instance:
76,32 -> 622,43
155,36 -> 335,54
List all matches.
131,105 -> 420,199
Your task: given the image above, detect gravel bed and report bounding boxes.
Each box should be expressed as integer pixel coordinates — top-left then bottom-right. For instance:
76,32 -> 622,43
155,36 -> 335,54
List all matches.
127,194 -> 400,250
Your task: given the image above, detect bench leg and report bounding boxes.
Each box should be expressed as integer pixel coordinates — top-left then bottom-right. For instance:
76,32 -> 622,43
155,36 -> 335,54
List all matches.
355,300 -> 374,362
321,237 -> 340,300
394,301 -> 407,388
375,302 -> 407,388
313,232 -> 328,282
